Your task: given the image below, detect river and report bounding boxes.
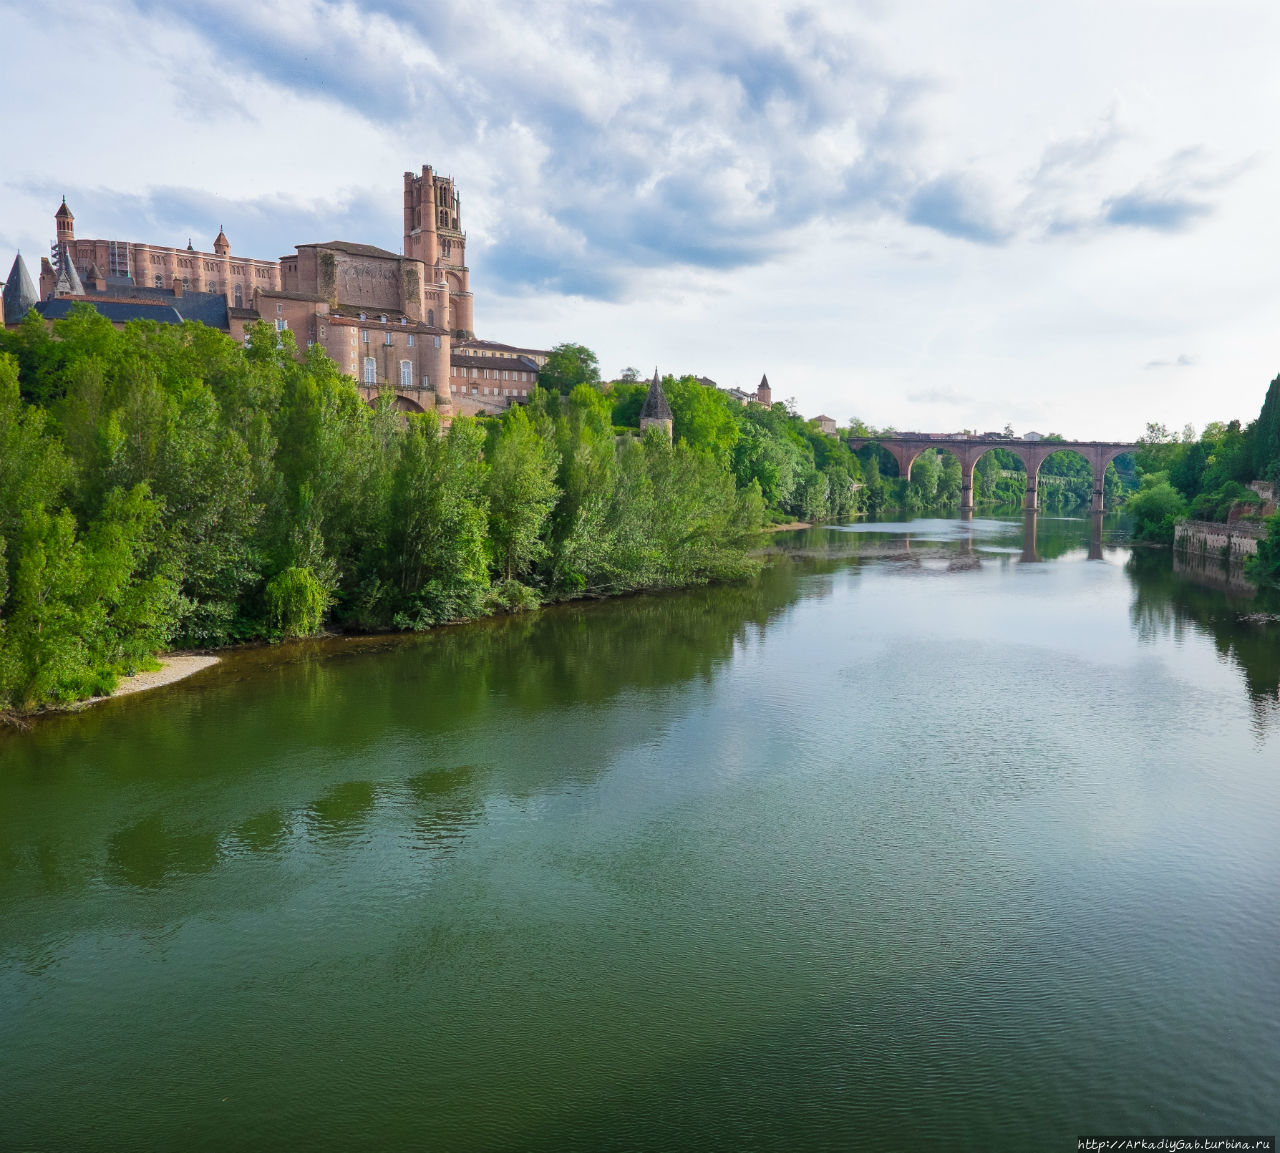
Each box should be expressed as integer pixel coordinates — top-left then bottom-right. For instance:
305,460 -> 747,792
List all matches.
2,513 -> 1278,1151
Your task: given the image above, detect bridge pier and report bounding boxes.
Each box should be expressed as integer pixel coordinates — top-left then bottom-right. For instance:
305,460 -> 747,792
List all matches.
1023,468 -> 1039,512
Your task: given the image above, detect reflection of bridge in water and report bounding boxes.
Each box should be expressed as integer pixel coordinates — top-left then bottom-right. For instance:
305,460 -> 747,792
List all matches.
848,435 -> 1137,513
893,511 -> 1107,565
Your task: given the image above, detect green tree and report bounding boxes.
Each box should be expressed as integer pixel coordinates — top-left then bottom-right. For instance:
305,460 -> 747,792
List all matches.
1125,473 -> 1187,545
485,404 -> 560,585
538,343 -> 600,395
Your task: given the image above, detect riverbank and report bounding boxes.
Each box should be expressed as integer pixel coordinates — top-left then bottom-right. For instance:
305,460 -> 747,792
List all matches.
99,654 -> 221,700
2,654 -> 222,729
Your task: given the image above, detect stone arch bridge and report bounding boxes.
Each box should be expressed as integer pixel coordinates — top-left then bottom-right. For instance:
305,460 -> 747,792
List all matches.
848,435 -> 1137,513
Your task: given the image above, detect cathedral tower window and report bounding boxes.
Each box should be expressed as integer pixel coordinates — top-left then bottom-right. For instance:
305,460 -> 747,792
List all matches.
234,285 -> 243,307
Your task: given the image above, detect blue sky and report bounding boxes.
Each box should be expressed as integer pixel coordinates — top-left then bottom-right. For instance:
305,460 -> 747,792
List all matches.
3,0 -> 1279,437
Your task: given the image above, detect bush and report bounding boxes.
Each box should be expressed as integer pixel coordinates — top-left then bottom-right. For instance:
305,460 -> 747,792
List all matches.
1125,474 -> 1187,545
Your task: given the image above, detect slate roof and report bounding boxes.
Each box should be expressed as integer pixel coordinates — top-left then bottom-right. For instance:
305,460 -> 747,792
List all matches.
299,240 -> 402,260
37,299 -> 186,325
3,253 -> 39,325
640,369 -> 673,422
54,248 -> 84,296
455,338 -> 551,357
451,352 -> 540,372
35,289 -> 229,330
55,197 -> 73,221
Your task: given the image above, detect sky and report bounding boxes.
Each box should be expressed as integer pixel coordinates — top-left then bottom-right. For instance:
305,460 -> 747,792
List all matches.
3,0 -> 1279,440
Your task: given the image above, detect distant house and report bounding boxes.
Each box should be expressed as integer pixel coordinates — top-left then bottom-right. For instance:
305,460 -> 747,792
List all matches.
813,414 -> 838,436
1023,431 -> 1044,441
716,374 -> 772,406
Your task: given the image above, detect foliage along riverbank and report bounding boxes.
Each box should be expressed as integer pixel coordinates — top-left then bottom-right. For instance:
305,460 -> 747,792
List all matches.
1122,373 -> 1280,587
1,313 -> 776,715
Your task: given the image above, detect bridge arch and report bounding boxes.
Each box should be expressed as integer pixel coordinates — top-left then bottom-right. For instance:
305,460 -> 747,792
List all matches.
848,436 -> 1137,512
359,386 -> 428,414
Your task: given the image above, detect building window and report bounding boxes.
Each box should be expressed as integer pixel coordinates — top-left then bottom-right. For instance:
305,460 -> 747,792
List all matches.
384,332 -> 392,346
275,318 -> 287,332
400,317 -> 407,326
182,278 -> 190,290
427,309 -> 434,327
276,303 -> 283,314
364,357 -> 376,384
234,284 -> 243,307
361,330 -> 369,343
400,360 -> 412,387
379,315 -> 386,324
319,325 -> 326,337
359,312 -> 366,320
154,275 -> 163,288
407,334 -> 414,347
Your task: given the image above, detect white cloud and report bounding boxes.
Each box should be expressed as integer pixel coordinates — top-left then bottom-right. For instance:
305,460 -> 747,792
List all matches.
4,0 -> 1280,439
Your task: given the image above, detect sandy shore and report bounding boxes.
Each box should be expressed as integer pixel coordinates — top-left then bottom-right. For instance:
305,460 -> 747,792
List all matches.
763,520 -> 813,533
98,654 -> 220,701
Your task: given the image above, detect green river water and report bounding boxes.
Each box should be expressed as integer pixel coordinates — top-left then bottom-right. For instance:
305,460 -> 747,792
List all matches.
2,514 -> 1278,1151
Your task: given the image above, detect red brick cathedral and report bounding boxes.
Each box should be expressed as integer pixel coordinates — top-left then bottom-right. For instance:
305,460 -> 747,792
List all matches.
2,164 -> 549,418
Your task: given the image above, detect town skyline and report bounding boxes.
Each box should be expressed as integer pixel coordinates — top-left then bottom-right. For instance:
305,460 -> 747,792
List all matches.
4,0 -> 1280,439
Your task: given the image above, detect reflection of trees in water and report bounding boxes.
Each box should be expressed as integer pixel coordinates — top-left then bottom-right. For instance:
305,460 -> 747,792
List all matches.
1127,550 -> 1280,732
0,562 -> 816,905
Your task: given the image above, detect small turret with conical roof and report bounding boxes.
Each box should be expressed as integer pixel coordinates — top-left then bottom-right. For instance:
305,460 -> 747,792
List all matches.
213,227 -> 230,256
640,368 -> 673,441
756,373 -> 771,405
3,253 -> 39,325
55,196 -> 75,245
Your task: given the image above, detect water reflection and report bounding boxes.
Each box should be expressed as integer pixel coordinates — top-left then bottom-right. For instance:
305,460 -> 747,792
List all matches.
306,780 -> 377,841
1021,511 -> 1041,563
0,563 -> 814,909
105,814 -> 221,889
1127,550 -> 1280,733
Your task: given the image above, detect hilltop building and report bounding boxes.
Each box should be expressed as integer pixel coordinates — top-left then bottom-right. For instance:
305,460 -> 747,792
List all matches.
639,369 -> 674,440
4,167 -> 783,422
3,166 -> 553,418
712,373 -> 772,407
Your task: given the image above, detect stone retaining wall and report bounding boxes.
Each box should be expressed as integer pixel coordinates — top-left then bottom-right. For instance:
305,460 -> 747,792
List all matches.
1174,519 -> 1264,561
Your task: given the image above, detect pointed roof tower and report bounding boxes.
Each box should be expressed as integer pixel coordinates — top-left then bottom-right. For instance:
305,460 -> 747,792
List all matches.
55,196 -> 74,222
640,368 -> 673,423
3,253 -> 39,325
213,227 -> 230,256
53,249 -> 85,296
